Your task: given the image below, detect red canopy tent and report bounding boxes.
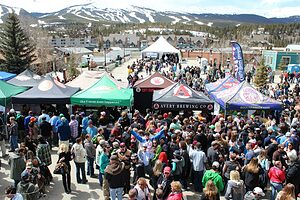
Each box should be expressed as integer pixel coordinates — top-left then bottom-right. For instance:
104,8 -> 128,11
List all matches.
133,72 -> 174,112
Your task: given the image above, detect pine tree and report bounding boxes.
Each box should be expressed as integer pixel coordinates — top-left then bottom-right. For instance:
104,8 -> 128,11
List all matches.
277,58 -> 287,72
254,62 -> 269,88
0,13 -> 36,74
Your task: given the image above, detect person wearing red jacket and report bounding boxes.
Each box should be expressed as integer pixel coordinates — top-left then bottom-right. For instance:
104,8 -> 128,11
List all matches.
268,161 -> 286,200
167,181 -> 183,200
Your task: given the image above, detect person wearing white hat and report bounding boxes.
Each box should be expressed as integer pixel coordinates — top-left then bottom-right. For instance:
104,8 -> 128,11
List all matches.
202,161 -> 224,193
244,187 -> 265,200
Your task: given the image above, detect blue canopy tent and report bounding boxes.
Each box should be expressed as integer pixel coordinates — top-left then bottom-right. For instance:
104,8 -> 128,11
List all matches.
205,75 -> 240,94
0,71 -> 16,81
210,81 -> 282,111
287,64 -> 300,73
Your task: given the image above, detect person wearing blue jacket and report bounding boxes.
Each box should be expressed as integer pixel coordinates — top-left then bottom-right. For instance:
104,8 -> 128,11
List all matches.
130,126 -> 167,148
57,117 -> 71,151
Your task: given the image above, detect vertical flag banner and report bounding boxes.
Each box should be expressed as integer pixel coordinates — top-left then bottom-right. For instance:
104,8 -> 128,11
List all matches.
231,41 -> 245,82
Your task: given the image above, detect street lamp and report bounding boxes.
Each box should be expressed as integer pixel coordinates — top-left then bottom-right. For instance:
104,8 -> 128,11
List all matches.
87,55 -> 91,70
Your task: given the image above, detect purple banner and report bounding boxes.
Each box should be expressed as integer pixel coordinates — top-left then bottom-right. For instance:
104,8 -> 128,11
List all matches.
231,42 -> 245,82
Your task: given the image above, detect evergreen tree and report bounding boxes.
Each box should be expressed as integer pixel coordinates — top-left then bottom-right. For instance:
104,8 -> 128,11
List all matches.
254,61 -> 269,88
277,58 -> 288,72
0,13 -> 36,74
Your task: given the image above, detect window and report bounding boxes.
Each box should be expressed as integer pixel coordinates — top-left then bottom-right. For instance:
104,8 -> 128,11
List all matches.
281,56 -> 291,65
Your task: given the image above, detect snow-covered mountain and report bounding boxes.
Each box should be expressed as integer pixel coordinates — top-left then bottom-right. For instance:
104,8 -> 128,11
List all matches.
35,3 -> 208,25
0,4 -> 34,23
1,3 -> 300,26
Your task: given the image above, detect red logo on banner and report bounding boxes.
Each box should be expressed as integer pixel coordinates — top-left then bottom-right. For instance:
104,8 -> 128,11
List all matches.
150,77 -> 164,86
173,85 -> 192,99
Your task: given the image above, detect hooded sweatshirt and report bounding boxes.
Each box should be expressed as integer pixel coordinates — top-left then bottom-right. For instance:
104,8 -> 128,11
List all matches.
224,180 -> 245,200
202,170 -> 224,193
105,161 -> 126,188
71,143 -> 86,163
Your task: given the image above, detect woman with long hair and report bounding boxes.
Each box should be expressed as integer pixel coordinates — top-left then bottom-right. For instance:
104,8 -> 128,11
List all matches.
57,143 -> 72,194
151,160 -> 163,190
200,180 -> 220,200
243,157 -> 263,192
276,183 -> 295,200
257,150 -> 270,189
134,177 -> 151,200
224,170 -> 245,200
167,181 -> 183,200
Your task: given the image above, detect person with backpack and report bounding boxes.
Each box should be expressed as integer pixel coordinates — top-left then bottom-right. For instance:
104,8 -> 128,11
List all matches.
171,150 -> 185,183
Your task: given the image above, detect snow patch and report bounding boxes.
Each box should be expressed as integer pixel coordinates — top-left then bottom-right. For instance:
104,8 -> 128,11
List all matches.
30,24 -> 38,27
169,16 -> 181,24
195,21 -> 204,25
207,22 -> 213,27
236,24 -> 241,27
38,20 -> 46,24
182,16 -> 191,21
58,15 -> 66,20
129,12 -> 145,23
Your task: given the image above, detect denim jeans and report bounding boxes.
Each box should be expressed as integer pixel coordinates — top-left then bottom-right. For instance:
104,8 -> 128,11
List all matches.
86,157 -> 95,176
75,162 -> 87,183
109,187 -> 123,200
193,170 -> 204,192
270,181 -> 283,200
9,135 -> 18,151
99,170 -> 104,186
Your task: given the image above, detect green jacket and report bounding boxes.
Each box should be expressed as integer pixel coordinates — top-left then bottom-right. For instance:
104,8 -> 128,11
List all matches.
99,152 -> 109,174
202,170 -> 224,193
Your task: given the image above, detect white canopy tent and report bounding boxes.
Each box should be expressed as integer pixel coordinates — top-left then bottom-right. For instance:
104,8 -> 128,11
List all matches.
141,36 -> 181,60
66,70 -> 104,90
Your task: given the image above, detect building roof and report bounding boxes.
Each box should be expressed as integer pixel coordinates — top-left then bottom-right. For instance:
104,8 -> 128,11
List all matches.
286,44 -> 300,51
56,47 -> 92,54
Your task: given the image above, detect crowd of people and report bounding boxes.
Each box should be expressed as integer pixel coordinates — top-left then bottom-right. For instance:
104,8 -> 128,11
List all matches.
0,58 -> 300,200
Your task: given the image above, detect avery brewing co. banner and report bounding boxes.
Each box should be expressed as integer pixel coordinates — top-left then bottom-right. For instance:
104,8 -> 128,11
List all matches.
231,42 -> 245,82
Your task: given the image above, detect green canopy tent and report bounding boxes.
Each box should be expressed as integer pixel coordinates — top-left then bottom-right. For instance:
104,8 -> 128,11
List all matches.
0,80 -> 27,107
71,75 -> 133,107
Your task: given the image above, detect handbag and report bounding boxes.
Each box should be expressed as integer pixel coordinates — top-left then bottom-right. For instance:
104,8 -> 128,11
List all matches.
53,162 -> 68,174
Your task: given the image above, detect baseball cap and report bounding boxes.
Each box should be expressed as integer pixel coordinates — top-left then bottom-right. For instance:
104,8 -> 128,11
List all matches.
163,166 -> 171,173
212,161 -> 220,168
253,187 -> 265,196
286,132 -> 291,137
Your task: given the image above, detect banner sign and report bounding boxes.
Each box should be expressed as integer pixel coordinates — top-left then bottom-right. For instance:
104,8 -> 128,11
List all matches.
153,102 -> 214,111
231,42 -> 245,82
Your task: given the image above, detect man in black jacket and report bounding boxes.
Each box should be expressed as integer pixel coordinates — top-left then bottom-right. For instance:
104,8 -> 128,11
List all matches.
286,156 -> 300,197
155,166 -> 173,200
39,117 -> 53,149
105,155 -> 126,200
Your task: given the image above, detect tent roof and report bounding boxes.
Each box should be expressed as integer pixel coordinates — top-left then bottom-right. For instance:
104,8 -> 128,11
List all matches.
0,71 -> 16,81
152,82 -> 214,110
0,80 -> 27,106
71,74 -> 133,107
142,36 -> 180,54
66,70 -> 105,90
205,75 -> 239,93
7,69 -> 43,87
12,75 -> 79,104
210,81 -> 282,110
133,71 -> 174,89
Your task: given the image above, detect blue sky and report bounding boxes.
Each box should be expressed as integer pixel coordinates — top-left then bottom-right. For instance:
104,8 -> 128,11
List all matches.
1,0 -> 300,17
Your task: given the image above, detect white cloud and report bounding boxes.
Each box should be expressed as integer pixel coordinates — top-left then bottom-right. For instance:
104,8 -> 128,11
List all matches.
264,7 -> 300,17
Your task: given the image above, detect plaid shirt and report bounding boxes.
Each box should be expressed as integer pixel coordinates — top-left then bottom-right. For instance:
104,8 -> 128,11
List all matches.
69,119 -> 79,138
37,143 -> 52,166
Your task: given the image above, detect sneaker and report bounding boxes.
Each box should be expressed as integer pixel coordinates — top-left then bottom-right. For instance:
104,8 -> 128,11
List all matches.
8,150 -> 14,152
